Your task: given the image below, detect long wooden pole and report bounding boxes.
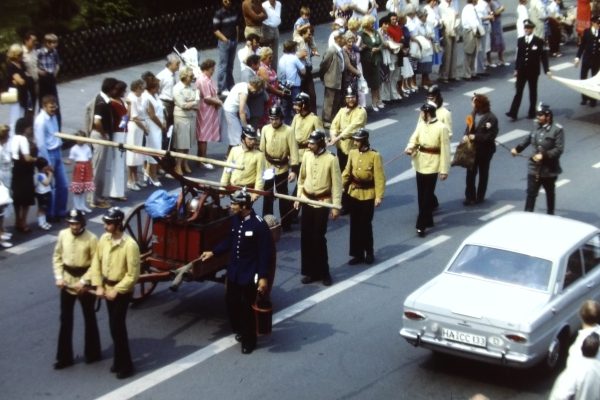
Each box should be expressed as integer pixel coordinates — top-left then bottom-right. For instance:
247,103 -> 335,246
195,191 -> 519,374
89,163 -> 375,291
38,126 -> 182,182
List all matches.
54,133 -> 244,170
185,177 -> 342,210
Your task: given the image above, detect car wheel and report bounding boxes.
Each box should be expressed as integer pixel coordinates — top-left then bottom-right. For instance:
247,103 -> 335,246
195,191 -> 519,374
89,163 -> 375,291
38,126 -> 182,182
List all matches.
541,330 -> 568,374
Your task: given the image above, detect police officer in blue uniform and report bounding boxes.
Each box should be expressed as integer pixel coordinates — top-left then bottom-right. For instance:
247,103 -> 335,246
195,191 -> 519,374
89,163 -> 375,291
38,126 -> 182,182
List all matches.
575,15 -> 600,106
511,103 -> 564,215
200,189 -> 272,354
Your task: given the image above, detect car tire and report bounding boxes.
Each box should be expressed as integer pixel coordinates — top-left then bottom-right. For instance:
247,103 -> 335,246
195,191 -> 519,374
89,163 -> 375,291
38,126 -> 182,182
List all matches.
539,330 -> 569,375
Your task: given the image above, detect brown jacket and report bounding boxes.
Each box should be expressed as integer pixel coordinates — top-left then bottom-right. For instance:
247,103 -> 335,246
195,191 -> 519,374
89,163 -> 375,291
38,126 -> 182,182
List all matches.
319,45 -> 360,90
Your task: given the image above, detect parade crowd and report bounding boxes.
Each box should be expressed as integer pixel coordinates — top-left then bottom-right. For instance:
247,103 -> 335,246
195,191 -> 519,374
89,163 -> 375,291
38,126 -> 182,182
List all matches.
2,0 -> 600,387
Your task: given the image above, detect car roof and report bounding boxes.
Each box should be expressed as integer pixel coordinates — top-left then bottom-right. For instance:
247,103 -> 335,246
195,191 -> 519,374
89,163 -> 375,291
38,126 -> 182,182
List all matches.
463,212 -> 599,260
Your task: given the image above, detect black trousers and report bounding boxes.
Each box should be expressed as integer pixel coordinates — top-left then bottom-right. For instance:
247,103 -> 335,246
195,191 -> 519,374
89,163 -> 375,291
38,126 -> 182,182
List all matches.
337,149 -> 351,210
301,205 -> 330,278
162,100 -> 175,150
56,290 -> 101,363
39,74 -> 61,130
581,61 -> 600,103
525,174 -> 557,215
106,292 -> 133,373
508,73 -> 538,118
263,171 -> 293,229
291,162 -> 302,220
465,153 -> 494,201
349,196 -> 375,258
415,172 -> 438,230
300,76 -> 317,115
226,280 -> 257,347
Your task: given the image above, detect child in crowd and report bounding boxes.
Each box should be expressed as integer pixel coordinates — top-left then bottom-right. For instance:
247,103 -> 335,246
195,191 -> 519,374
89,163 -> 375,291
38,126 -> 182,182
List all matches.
294,7 -> 320,57
64,130 -> 94,213
35,157 -> 53,230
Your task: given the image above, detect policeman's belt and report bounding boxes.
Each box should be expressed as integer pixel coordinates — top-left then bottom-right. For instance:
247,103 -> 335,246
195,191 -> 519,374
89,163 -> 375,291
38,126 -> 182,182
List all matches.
266,155 -> 289,166
298,142 -> 309,149
103,278 -> 119,286
63,265 -> 90,278
416,145 -> 440,154
350,176 -> 375,189
303,188 -> 331,201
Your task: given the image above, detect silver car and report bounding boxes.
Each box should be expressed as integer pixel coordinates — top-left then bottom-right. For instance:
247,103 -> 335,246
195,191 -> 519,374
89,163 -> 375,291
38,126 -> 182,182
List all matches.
400,212 -> 600,370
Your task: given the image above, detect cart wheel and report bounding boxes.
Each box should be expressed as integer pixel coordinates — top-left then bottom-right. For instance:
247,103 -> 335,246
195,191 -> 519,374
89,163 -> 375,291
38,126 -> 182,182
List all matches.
123,202 -> 157,304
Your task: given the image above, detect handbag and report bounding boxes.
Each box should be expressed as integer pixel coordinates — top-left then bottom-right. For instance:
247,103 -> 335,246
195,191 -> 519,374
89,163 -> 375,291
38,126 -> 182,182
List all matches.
476,25 -> 486,37
0,180 -> 12,206
451,141 -> 476,169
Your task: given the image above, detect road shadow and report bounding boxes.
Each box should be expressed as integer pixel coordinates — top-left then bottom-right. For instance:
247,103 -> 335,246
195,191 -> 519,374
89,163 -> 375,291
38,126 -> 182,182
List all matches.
264,319 -> 339,353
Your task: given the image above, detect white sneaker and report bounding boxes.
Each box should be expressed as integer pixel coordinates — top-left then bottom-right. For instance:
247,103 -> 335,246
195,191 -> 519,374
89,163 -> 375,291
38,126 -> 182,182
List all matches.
0,241 -> 12,248
221,90 -> 230,96
127,182 -> 141,191
372,105 -> 379,112
1,233 -> 12,240
201,162 -> 215,170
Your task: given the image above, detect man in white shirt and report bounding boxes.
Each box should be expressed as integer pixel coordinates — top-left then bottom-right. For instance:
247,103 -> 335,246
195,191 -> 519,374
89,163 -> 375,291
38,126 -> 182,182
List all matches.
549,333 -> 600,400
439,0 -> 459,82
156,53 -> 180,144
529,0 -> 548,39
566,300 -> 600,368
461,0 -> 482,80
475,0 -> 493,74
262,0 -> 281,72
22,31 -> 38,119
238,33 -> 261,74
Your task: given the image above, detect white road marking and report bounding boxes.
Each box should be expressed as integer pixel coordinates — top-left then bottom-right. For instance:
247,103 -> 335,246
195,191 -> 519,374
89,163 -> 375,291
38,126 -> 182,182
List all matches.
593,162 -> 600,168
89,207 -> 132,224
463,87 -> 494,97
365,118 -> 397,130
93,235 -> 451,400
386,129 -> 529,186
550,62 -> 572,71
508,78 -> 516,83
540,179 -> 570,193
479,205 -> 516,221
6,234 -> 57,255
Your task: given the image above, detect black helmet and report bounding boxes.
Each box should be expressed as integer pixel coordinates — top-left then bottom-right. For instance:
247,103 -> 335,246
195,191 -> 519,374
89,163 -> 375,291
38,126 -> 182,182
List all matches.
345,85 -> 358,98
426,85 -> 441,99
420,102 -> 437,118
536,102 -> 552,115
293,92 -> 311,106
352,128 -> 369,141
65,209 -> 86,225
523,19 -> 535,28
103,207 -> 125,224
230,188 -> 252,205
307,130 -> 326,143
241,125 -> 258,140
268,104 -> 282,119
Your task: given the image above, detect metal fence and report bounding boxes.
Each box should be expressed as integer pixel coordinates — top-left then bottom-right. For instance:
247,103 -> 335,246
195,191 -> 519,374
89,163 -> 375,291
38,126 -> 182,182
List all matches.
2,0 -> 385,84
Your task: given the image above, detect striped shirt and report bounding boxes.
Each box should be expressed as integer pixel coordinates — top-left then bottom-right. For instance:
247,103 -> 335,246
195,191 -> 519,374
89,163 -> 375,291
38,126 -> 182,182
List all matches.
37,47 -> 60,73
213,6 -> 239,40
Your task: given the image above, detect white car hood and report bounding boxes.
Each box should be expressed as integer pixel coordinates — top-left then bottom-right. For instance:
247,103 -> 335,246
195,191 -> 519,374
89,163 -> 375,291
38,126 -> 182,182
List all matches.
408,273 -> 551,330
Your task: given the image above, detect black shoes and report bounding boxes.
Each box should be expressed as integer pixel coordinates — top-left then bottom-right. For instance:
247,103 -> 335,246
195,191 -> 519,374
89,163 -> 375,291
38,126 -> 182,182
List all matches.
322,274 -> 333,287
301,276 -> 320,284
116,369 -> 133,379
348,257 -> 364,265
417,229 -> 426,238
85,355 -> 102,364
463,199 -> 474,206
241,345 -> 255,355
110,365 -> 117,373
235,334 -> 243,342
505,112 -> 516,121
53,360 -> 74,370
365,254 -> 375,265
474,198 -> 485,204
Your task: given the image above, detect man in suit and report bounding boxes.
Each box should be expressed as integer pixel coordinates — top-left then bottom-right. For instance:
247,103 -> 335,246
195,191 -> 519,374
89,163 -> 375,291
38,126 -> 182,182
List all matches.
575,15 -> 600,106
506,19 -> 552,121
319,30 -> 347,128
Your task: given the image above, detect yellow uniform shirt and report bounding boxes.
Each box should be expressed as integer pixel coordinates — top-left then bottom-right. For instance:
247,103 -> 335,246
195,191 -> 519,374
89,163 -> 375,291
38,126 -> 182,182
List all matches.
220,145 -> 266,190
90,233 -> 140,294
53,229 -> 99,295
342,148 -> 386,201
330,106 -> 368,155
416,106 -> 453,137
407,120 -> 451,175
259,123 -> 299,175
297,149 -> 343,208
291,112 -> 324,158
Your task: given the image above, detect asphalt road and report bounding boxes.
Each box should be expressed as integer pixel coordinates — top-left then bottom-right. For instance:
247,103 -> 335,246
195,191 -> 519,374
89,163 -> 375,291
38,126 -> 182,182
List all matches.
2,28 -> 600,400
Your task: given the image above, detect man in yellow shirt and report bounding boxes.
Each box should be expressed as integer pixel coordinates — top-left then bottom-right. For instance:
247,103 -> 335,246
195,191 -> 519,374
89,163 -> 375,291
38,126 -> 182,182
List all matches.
90,207 -> 140,379
341,129 -> 385,265
328,86 -> 367,213
220,126 -> 266,201
294,130 -> 342,286
260,105 -> 299,231
404,103 -> 450,237
52,209 -> 100,370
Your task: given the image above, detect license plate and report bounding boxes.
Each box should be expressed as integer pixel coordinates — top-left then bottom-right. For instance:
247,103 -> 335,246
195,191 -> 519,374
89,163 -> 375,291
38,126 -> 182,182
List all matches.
442,328 -> 487,347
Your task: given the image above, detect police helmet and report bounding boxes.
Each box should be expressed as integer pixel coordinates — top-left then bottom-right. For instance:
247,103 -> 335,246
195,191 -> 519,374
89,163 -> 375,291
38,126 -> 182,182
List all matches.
293,92 -> 311,106
352,128 -> 370,141
536,103 -> 552,115
65,209 -> 86,226
426,85 -> 441,99
102,207 -> 125,225
523,19 -> 535,28
420,102 -> 437,117
268,104 -> 283,119
307,130 -> 326,143
241,125 -> 259,140
230,188 -> 252,205
345,86 -> 358,98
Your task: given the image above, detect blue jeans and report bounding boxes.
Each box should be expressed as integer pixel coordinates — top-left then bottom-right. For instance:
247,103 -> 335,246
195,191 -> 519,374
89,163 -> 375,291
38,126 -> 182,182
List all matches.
281,86 -> 301,125
47,147 -> 69,218
217,40 -> 237,93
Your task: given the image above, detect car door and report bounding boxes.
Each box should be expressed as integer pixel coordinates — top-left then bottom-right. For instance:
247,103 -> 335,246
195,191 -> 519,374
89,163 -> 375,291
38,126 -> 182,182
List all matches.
581,233 -> 600,303
550,248 -> 588,333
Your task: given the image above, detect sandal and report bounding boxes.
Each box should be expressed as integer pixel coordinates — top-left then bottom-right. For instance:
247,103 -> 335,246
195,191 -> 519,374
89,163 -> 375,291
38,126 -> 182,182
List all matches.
39,222 -> 52,231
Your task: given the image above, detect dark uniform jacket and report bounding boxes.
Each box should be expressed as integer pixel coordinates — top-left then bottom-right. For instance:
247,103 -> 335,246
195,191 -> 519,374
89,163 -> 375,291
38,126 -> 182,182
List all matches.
213,210 -> 272,285
577,28 -> 600,67
515,122 -> 564,178
465,111 -> 499,158
515,35 -> 549,77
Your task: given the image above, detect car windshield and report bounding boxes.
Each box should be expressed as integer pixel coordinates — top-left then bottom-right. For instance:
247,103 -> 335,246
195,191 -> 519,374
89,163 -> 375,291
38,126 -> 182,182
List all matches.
447,245 -> 553,291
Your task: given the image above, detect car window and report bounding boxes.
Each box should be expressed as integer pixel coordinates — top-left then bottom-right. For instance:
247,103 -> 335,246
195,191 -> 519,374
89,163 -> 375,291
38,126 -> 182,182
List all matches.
447,245 -> 553,291
563,250 -> 583,289
582,234 -> 600,274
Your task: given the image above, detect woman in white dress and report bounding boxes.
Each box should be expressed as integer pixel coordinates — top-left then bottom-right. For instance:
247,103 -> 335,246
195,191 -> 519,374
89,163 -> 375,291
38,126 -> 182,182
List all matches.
141,77 -> 166,187
125,79 -> 148,191
517,0 -> 529,38
172,66 -> 199,175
